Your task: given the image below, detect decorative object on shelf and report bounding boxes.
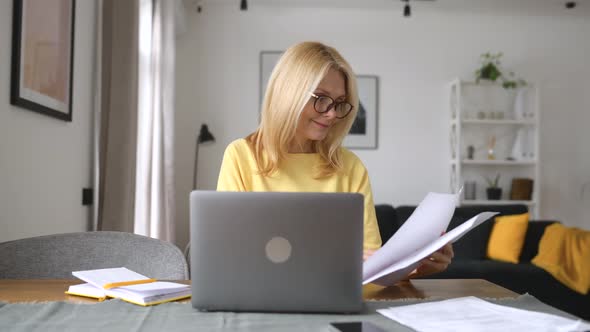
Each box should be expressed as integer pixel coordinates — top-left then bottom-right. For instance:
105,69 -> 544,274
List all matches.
474,52 -> 527,90
510,178 -> 534,201
487,135 -> 496,160
513,88 -> 527,119
193,124 -> 215,189
526,128 -> 535,159
467,145 -> 475,160
484,173 -> 502,200
477,111 -> 486,119
10,0 -> 76,121
464,181 -> 476,200
510,128 -> 525,161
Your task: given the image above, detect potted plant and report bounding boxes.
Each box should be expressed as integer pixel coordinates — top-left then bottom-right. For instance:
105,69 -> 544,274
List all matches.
475,52 -> 527,89
484,173 -> 502,200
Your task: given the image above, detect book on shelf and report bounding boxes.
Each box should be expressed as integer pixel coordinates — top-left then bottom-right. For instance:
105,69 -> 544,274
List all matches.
65,267 -> 191,306
363,192 -> 498,286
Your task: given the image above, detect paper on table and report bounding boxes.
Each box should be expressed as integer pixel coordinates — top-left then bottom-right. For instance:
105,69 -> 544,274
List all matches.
73,267 -> 151,289
113,282 -> 190,297
362,192 -> 458,285
377,296 -> 590,332
108,282 -> 190,304
363,212 -> 497,285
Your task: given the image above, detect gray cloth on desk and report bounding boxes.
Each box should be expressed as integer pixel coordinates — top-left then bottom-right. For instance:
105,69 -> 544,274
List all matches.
0,295 -> 580,332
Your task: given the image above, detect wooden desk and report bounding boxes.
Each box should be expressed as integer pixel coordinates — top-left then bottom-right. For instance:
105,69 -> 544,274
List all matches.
0,279 -> 517,303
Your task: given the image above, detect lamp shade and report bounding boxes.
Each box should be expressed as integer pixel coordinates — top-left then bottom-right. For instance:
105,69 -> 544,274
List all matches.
198,124 -> 215,144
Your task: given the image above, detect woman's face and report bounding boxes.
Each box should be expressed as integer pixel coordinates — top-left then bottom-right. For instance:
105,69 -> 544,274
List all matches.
291,69 -> 347,153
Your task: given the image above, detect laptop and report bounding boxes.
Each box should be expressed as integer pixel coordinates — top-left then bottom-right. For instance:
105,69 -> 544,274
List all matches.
190,191 -> 363,313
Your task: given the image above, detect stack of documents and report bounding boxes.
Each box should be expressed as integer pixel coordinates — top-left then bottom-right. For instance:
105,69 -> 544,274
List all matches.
66,267 -> 190,306
377,296 -> 590,332
363,192 -> 497,286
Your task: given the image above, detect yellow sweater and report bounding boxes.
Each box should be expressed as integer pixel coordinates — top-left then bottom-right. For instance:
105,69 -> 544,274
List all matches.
217,139 -> 382,250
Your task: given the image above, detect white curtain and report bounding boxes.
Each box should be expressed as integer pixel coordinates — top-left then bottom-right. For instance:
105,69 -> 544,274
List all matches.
135,0 -> 176,242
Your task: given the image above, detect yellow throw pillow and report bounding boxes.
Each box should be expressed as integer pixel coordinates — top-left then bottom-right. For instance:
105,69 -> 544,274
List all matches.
486,213 -> 529,264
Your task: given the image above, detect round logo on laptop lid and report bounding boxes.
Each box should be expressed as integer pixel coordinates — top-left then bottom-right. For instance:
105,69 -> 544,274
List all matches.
265,236 -> 292,263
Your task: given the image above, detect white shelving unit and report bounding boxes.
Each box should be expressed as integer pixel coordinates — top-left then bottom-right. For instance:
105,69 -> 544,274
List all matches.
449,79 -> 540,217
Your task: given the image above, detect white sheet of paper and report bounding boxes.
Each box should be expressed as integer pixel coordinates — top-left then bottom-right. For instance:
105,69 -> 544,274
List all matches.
364,211 -> 498,285
114,282 -> 189,296
67,283 -> 107,298
362,192 -> 458,284
72,267 -> 150,289
377,296 -> 590,332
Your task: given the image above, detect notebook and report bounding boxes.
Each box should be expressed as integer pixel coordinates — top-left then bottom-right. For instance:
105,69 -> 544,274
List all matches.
190,191 -> 364,313
65,267 -> 191,306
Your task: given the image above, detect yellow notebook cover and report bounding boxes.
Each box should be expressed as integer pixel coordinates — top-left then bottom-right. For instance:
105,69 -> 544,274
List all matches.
67,267 -> 190,306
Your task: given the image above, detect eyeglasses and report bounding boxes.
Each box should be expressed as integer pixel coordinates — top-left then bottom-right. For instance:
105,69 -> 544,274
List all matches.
309,92 -> 354,119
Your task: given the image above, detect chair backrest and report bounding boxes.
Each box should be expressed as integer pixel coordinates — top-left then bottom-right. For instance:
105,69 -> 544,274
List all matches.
0,231 -> 189,279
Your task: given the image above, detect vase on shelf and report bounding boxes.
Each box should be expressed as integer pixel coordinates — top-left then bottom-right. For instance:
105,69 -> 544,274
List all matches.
464,181 -> 476,200
487,135 -> 496,160
513,88 -> 526,120
486,187 -> 502,200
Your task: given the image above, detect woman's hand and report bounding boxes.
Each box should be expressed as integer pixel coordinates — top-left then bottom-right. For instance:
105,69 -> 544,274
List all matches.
408,241 -> 454,279
363,248 -> 377,261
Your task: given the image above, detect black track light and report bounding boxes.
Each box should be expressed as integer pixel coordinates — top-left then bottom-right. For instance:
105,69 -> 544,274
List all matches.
403,2 -> 411,17
240,0 -> 247,11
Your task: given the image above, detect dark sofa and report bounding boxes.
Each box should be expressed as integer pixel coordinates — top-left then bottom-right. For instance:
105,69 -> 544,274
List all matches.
375,203 -> 590,320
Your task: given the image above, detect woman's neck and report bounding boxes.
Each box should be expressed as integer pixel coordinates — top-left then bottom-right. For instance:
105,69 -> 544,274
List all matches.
288,138 -> 315,153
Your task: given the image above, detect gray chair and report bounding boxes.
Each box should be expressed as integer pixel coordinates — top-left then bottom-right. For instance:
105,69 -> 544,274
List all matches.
0,231 -> 189,279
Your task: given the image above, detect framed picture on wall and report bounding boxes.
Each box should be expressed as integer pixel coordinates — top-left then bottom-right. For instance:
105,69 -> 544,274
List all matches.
10,0 -> 76,122
259,51 -> 379,149
343,75 -> 379,149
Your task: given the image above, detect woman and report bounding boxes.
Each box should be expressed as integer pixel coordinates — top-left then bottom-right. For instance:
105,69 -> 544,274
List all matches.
217,41 -> 452,278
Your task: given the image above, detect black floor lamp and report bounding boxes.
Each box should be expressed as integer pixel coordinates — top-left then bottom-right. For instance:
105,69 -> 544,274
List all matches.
193,124 -> 215,190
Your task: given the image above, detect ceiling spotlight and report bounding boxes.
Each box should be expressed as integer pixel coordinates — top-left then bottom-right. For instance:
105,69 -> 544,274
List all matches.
402,0 -> 411,17
240,0 -> 247,11
402,0 -> 412,17
404,3 -> 411,17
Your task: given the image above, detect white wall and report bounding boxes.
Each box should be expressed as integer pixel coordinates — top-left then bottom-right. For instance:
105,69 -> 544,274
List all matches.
0,1 -> 97,242
175,3 -> 590,248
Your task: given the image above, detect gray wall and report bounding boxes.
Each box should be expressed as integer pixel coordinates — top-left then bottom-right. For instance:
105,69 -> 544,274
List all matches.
174,2 -> 590,249
0,1 -> 97,242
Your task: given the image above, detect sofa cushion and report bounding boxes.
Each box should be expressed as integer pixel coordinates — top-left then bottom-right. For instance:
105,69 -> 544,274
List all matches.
486,213 -> 529,264
375,205 -> 397,245
519,221 -> 558,262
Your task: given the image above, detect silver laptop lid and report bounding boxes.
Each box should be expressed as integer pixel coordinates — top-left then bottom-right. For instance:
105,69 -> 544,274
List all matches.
190,191 -> 363,313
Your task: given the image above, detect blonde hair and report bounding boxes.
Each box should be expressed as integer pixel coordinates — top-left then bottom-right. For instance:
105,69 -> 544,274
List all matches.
246,41 -> 359,178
